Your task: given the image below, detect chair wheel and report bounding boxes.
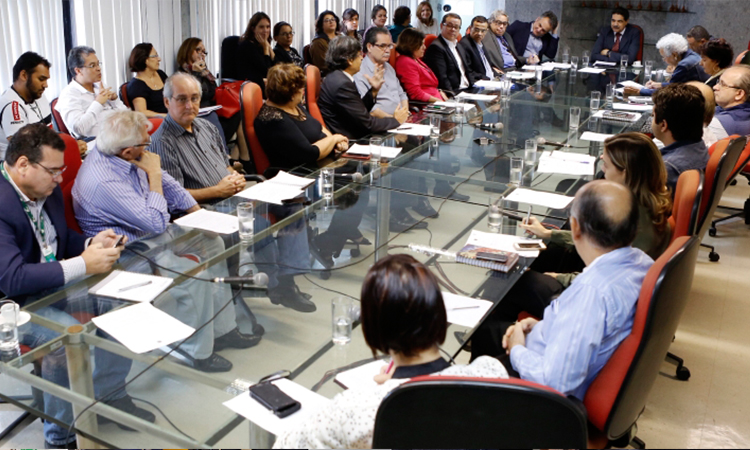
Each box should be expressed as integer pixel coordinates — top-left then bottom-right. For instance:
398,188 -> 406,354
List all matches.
709,251 -> 720,262
252,323 -> 265,336
319,270 -> 331,280
350,248 -> 361,257
676,366 -> 691,381
708,228 -> 717,237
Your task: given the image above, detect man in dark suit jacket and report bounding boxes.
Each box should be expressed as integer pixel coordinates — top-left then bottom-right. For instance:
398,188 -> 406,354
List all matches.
591,7 -> 642,64
458,16 -> 496,80
483,10 -> 523,71
318,35 -> 406,139
506,11 -> 560,64
424,13 -> 477,93
0,124 -> 154,447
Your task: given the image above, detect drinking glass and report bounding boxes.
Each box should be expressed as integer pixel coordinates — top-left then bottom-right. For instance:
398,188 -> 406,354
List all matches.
582,50 -> 590,67
429,115 -> 441,139
236,202 -> 254,240
488,195 -> 504,233
535,66 -> 543,82
369,136 -> 383,164
562,46 -> 570,64
524,139 -> 538,166
0,301 -> 20,354
590,91 -> 601,111
455,96 -> 466,123
332,297 -> 353,345
569,106 -> 581,129
606,83 -> 615,106
510,157 -> 523,185
571,56 -> 579,72
620,54 -> 629,67
320,168 -> 334,200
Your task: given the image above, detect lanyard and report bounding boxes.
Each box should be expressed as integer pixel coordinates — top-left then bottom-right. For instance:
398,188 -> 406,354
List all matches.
0,164 -> 56,262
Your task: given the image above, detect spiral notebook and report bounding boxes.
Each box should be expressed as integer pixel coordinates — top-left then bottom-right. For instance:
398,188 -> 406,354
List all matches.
456,245 -> 520,273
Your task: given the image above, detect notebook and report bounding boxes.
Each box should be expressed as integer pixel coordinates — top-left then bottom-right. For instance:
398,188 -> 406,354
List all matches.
456,245 -> 520,273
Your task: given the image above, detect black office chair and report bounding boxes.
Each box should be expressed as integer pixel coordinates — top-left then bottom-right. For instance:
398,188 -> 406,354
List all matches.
220,35 -> 241,81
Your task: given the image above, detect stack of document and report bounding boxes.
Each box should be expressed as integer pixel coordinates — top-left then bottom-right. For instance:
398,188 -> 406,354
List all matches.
198,105 -> 223,116
174,209 -> 239,234
474,79 -> 506,89
346,143 -> 403,159
388,123 -> 432,136
613,102 -> 653,112
465,230 -> 542,258
89,270 -> 173,302
594,61 -> 617,67
593,110 -> 643,122
456,92 -> 498,101
537,151 -> 596,176
579,67 -> 606,74
580,131 -> 615,142
434,100 -> 477,111
234,170 -> 315,205
504,188 -> 575,210
505,71 -> 535,80
618,80 -> 646,90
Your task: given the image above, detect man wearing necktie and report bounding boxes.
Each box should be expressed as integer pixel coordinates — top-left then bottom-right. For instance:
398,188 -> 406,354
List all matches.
459,16 -> 498,80
482,10 -> 523,71
591,6 -> 642,65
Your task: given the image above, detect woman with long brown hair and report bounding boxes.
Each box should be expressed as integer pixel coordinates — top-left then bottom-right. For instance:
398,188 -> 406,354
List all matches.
414,0 -> 439,36
237,12 -> 274,95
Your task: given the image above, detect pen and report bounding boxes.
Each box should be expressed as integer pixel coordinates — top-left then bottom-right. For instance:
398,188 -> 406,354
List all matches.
525,205 -> 532,224
386,359 -> 394,374
449,306 -> 481,311
397,126 -> 413,131
118,280 -> 153,292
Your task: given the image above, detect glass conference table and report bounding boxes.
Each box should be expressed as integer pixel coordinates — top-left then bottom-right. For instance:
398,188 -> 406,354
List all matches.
0,66 -> 648,448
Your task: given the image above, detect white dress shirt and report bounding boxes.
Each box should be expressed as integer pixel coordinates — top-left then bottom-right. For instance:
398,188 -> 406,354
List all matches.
445,38 -> 470,89
55,80 -> 127,139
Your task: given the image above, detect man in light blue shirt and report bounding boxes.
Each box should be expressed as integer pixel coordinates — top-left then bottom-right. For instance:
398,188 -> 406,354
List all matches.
354,26 -> 409,118
501,180 -> 653,399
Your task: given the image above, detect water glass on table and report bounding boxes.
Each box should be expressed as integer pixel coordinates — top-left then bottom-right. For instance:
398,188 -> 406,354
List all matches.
606,83 -> 615,106
570,56 -> 579,72
525,139 -> 538,166
429,115 -> 441,139
510,157 -> 524,186
569,106 -> 581,129
237,202 -> 255,241
562,46 -> 570,64
455,96 -> 466,123
620,55 -> 629,67
488,195 -> 504,233
369,136 -> 383,164
332,297 -> 353,345
590,91 -> 601,111
582,50 -> 590,68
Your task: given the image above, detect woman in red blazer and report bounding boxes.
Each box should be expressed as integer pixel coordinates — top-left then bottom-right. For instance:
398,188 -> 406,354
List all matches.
395,28 -> 448,102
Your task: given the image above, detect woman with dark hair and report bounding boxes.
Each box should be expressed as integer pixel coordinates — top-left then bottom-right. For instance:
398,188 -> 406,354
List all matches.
237,12 -> 274,95
340,8 -> 361,40
700,38 -> 734,87
274,254 -> 508,449
126,43 -> 168,118
310,10 -> 340,77
272,22 -> 303,67
362,5 -> 387,45
395,28 -> 448,102
175,37 -> 248,165
415,0 -> 439,36
388,6 -> 412,42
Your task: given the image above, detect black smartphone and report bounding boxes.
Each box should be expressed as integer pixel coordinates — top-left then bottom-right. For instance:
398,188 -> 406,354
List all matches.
112,235 -> 125,248
249,382 -> 301,418
475,251 -> 508,263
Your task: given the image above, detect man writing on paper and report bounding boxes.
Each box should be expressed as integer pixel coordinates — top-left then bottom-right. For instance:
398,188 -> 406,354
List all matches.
506,11 -> 560,65
74,109 -> 261,373
0,123 -> 155,448
472,180 -> 653,399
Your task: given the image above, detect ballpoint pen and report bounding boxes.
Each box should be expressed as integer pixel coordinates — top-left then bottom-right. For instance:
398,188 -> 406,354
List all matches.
118,280 -> 153,292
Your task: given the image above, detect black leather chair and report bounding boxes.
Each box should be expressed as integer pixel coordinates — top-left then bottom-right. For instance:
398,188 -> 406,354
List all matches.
220,35 -> 241,80
372,376 -> 588,448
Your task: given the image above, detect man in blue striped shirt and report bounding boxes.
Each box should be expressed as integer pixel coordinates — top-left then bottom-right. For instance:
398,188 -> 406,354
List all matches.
477,180 -> 653,399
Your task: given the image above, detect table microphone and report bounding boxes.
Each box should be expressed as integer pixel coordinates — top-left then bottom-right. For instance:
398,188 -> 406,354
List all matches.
212,272 -> 269,286
335,172 -> 364,182
475,122 -> 504,130
536,136 -> 570,148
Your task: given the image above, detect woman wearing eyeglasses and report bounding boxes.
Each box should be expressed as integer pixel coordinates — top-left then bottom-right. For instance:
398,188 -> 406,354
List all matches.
176,37 -> 249,169
127,43 -> 168,118
272,22 -> 304,67
310,11 -> 341,77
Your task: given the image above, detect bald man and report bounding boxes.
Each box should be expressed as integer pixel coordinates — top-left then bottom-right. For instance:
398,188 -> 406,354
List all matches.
686,81 -> 721,147
711,65 -> 750,138
472,180 -> 654,400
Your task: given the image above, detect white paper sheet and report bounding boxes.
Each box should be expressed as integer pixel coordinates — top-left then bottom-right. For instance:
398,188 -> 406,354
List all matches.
474,80 -> 506,89
594,61 -> 617,66
223,378 -> 331,436
346,143 -> 403,159
270,171 -> 315,188
198,105 -> 223,116
234,181 -> 304,205
593,110 -> 643,122
89,270 -> 173,302
505,71 -> 535,80
92,303 -> 195,354
389,123 -> 433,136
456,92 -> 498,101
580,131 -> 615,142
465,230 -> 541,258
505,188 -> 574,210
537,151 -> 596,176
618,80 -> 645,90
434,101 -> 477,111
442,292 -> 494,328
578,67 -> 606,74
174,209 -> 239,234
613,102 -> 653,112
521,64 -> 540,71
334,360 -> 388,391
544,62 -> 571,70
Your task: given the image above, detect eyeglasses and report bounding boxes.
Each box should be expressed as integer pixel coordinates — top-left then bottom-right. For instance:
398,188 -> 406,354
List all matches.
171,95 -> 201,105
133,140 -> 152,148
473,28 -> 488,34
493,21 -> 509,26
34,162 -> 67,178
195,48 -> 208,55
717,79 -> 741,90
84,62 -> 102,69
443,23 -> 461,30
279,31 -> 295,37
148,54 -> 160,59
373,43 -> 395,50
323,18 -> 337,23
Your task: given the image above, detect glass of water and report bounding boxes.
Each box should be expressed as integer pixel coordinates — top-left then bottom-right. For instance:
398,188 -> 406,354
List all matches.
590,91 -> 601,111
320,168 -> 334,199
237,202 -> 254,240
369,136 -> 383,164
488,194 -> 504,233
562,46 -> 570,64
525,139 -> 538,166
509,157 -> 523,185
455,96 -> 466,123
582,50 -> 590,68
332,297 -> 353,345
606,83 -> 615,106
429,115 -> 441,139
644,60 -> 653,82
570,56 -> 579,72
620,54 -> 628,67
569,106 -> 581,129
535,66 -> 543,82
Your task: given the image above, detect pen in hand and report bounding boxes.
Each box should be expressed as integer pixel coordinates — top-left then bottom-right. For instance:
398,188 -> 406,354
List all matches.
449,306 -> 481,311
118,280 -> 153,292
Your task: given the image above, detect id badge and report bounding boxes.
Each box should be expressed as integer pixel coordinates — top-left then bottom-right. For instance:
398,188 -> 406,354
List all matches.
42,245 -> 57,262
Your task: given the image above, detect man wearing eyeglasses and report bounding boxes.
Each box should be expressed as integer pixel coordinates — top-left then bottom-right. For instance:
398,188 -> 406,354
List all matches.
424,13 -> 476,93
710,65 -> 750,138
482,10 -> 522,72
459,16 -> 498,80
354,27 -> 409,120
0,123 -> 158,448
55,46 -> 127,142
506,11 -> 560,65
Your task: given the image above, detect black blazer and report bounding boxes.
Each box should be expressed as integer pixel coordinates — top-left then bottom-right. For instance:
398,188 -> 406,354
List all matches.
506,20 -> 559,62
423,35 -> 476,93
482,31 -> 523,70
237,39 -> 273,97
591,25 -> 642,64
458,38 -> 493,80
318,70 -> 400,140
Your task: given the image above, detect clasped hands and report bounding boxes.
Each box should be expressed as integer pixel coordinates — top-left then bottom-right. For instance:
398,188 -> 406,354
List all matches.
502,317 -> 539,354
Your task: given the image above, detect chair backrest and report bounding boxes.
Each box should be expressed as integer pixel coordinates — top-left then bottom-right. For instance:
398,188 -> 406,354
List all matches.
305,64 -> 325,126
221,36 -> 241,80
719,136 -> 750,185
147,117 -> 163,135
119,83 -> 131,109
697,135 -> 747,237
735,49 -> 749,66
373,376 -> 587,448
424,34 -> 438,50
59,133 -> 82,191
62,182 -> 82,234
584,235 -> 701,440
631,24 -> 645,61
239,81 -> 269,175
303,44 -> 312,66
50,98 -> 69,135
668,169 -> 703,243
389,48 -> 399,69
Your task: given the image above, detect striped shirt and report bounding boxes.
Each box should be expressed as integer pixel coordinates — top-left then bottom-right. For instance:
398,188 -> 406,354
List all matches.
72,148 -> 197,241
148,114 -> 230,191
510,246 -> 654,399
